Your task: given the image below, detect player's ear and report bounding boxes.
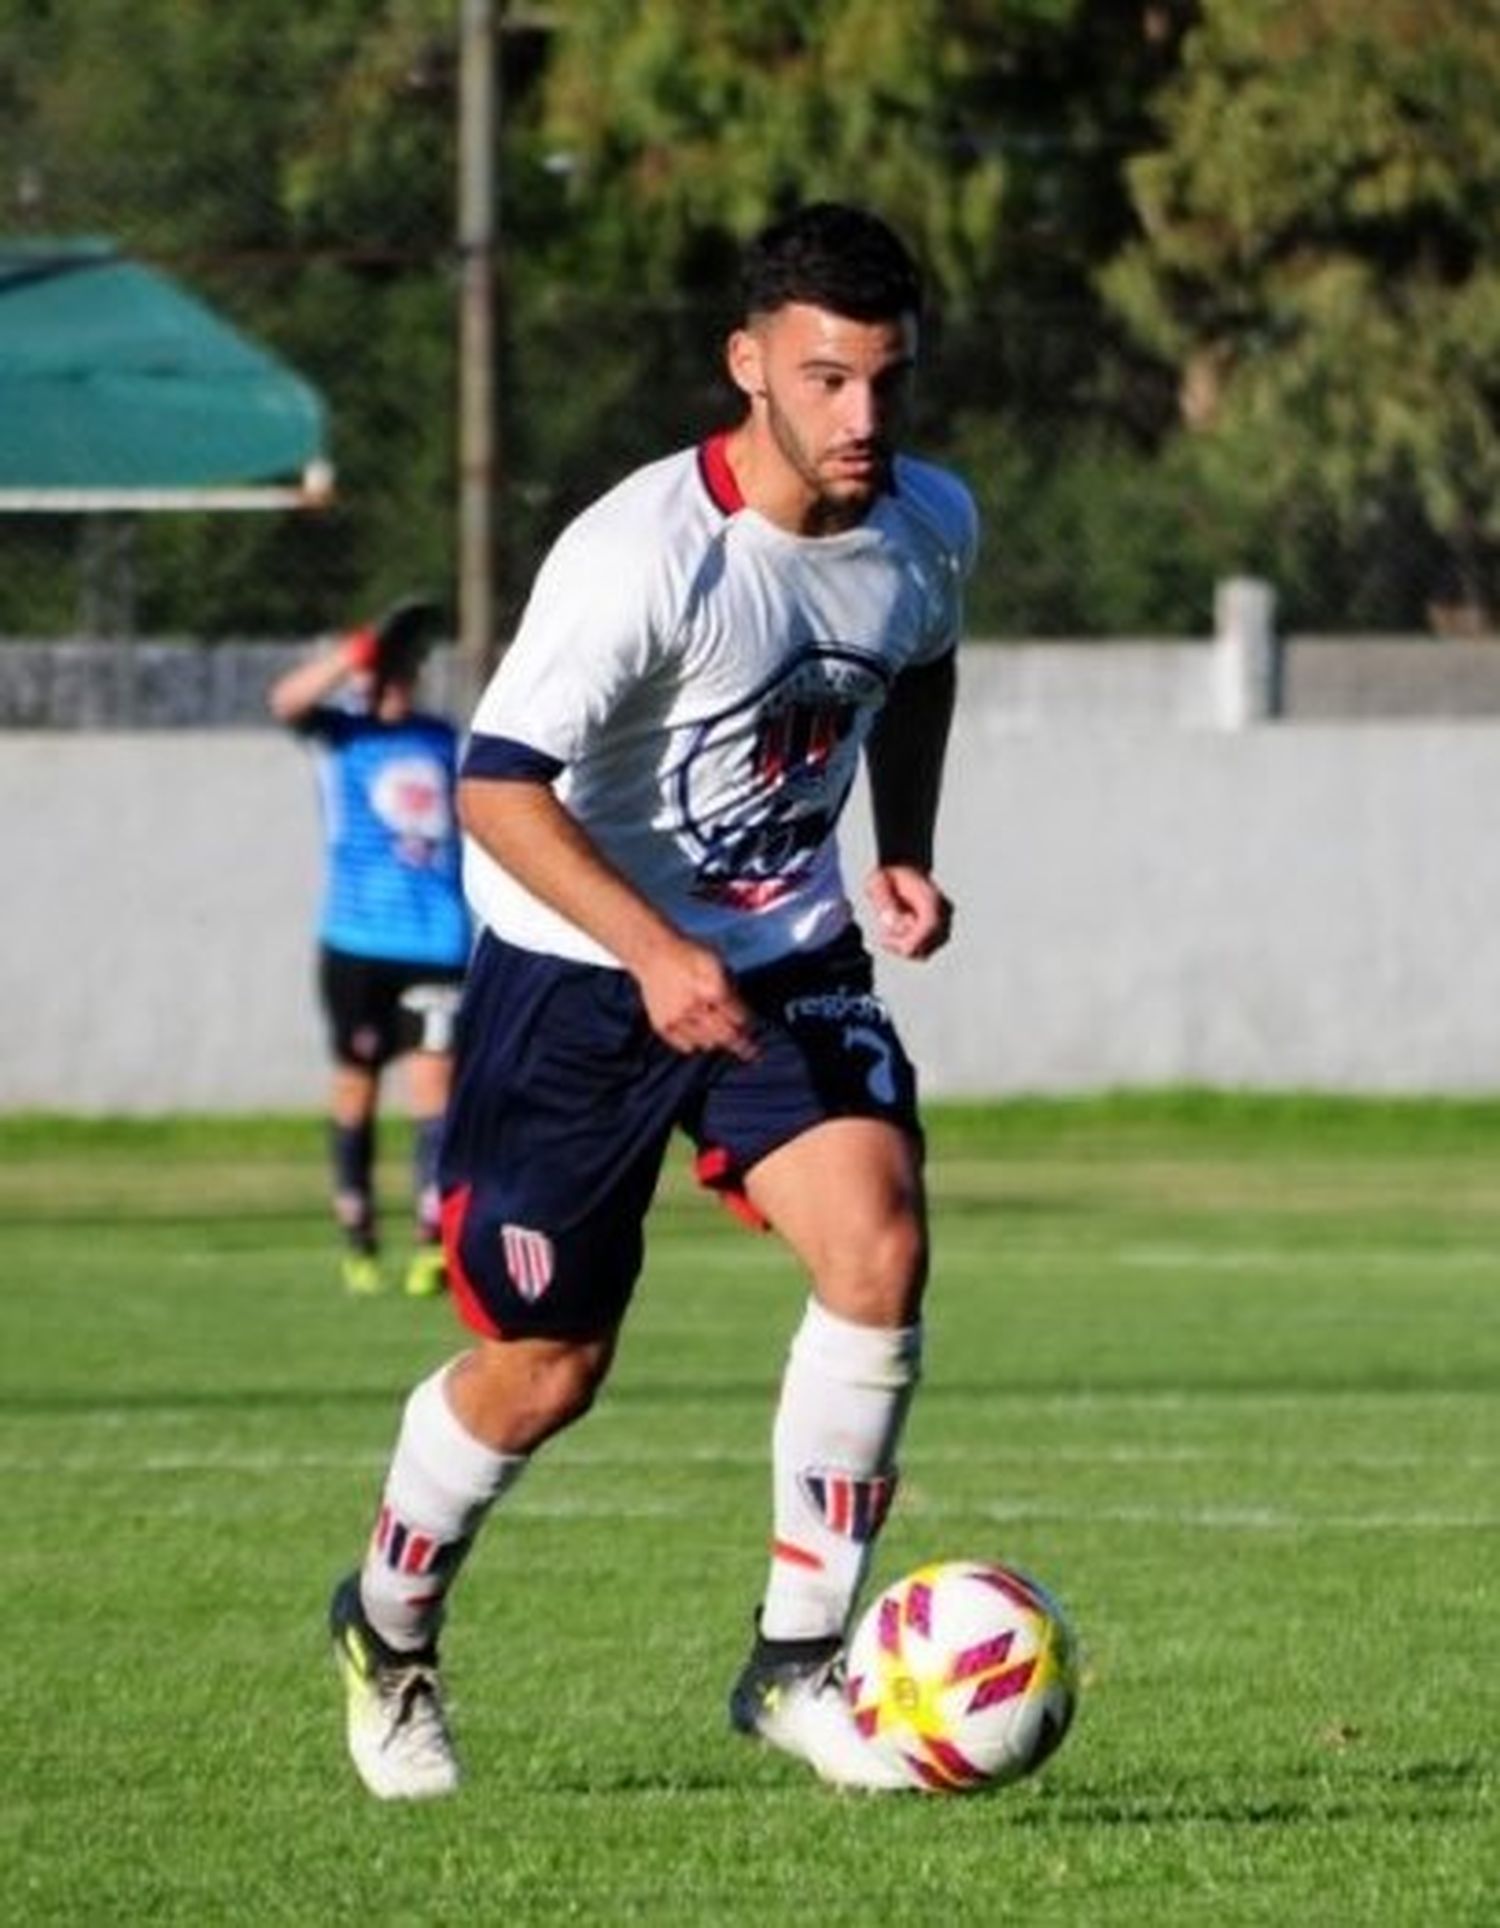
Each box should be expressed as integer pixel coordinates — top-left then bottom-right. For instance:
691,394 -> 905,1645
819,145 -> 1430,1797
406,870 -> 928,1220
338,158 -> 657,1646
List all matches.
726,327 -> 766,403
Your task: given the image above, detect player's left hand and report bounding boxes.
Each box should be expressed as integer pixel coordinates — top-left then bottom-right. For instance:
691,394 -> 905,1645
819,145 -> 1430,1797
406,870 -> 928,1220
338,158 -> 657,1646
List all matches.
865,864 -> 953,960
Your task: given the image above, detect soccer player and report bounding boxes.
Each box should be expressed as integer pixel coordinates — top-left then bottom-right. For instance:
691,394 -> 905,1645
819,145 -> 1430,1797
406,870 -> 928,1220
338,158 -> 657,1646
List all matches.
329,202 -> 978,1796
269,599 -> 471,1299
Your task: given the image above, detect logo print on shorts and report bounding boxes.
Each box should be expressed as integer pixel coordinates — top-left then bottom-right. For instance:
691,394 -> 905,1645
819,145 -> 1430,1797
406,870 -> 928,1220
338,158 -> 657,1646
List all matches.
843,1022 -> 898,1104
501,1223 -> 555,1301
799,1469 -> 898,1542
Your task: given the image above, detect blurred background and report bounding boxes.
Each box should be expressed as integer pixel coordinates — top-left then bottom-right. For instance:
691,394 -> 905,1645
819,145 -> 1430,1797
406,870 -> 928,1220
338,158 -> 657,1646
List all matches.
8,1 -> 1500,1110
5,0 -> 1498,654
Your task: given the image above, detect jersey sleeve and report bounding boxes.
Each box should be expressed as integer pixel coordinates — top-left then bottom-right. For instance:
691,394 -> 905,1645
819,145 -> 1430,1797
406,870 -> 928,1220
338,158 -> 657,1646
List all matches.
466,507 -> 667,771
902,462 -> 981,667
292,704 -> 356,744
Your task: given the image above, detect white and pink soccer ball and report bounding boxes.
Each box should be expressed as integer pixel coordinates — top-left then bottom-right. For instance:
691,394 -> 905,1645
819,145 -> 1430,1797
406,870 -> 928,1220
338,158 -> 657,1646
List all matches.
845,1558 -> 1079,1792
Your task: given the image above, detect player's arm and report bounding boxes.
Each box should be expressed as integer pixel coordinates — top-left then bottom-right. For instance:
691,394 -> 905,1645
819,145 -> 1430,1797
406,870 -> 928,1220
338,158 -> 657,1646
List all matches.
267,627 -> 378,726
458,775 -> 757,1060
861,648 -> 957,960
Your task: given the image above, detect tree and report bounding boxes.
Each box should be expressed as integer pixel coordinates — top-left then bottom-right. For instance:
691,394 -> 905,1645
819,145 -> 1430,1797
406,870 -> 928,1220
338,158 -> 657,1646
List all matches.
0,0 -> 461,634
1105,0 -> 1500,628
1,0 -> 1215,638
511,0 -> 1200,631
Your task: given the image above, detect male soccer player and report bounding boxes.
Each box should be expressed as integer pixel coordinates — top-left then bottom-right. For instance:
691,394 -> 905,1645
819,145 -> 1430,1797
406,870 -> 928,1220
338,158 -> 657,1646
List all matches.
329,202 -> 978,1796
270,599 -> 471,1298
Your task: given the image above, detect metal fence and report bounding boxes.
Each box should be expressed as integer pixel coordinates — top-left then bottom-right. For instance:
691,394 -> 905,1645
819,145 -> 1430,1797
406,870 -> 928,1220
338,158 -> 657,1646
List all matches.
9,629 -> 1500,732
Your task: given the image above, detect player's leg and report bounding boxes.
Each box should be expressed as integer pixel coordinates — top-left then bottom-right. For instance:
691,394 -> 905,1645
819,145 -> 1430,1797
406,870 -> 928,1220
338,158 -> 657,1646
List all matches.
696,931 -> 928,1788
319,946 -> 393,1293
746,1113 -> 927,1634
354,1328 -> 617,1651
402,1044 -> 451,1297
329,1062 -> 382,1292
724,1119 -> 925,1789
331,1329 -> 615,1800
331,932 -> 689,1799
397,977 -> 465,1298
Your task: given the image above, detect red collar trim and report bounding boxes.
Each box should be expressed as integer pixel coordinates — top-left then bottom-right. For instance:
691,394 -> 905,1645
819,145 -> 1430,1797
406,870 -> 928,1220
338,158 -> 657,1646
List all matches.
697,431 -> 744,514
696,429 -> 901,520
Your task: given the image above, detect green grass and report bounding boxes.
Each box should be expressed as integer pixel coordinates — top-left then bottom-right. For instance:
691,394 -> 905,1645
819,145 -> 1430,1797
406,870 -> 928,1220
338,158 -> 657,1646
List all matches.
1,1097 -> 1496,1925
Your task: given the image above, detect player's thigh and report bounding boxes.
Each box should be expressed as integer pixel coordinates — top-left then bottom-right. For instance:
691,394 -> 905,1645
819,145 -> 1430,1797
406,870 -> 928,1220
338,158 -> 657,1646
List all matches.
330,1061 -> 379,1127
396,970 -> 466,1059
745,1116 -> 928,1327
440,935 -> 697,1341
318,946 -> 405,1069
692,924 -> 928,1321
448,1329 -> 620,1454
394,967 -> 466,1112
404,1049 -> 452,1116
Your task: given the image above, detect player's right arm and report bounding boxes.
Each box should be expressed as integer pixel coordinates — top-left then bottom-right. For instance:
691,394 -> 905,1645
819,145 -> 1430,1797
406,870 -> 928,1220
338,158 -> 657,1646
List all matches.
457,775 -> 757,1060
459,481 -> 756,1060
267,628 -> 377,726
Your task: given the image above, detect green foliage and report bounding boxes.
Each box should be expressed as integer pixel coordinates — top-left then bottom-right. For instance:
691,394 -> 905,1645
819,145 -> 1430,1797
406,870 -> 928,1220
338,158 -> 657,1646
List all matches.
533,0 -> 1012,298
0,0 -> 457,635
2,0 -> 1492,636
1107,0 -> 1500,623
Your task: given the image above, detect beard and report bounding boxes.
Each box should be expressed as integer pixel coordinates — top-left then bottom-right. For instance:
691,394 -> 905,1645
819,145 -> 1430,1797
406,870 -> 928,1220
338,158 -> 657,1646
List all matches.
763,390 -> 890,526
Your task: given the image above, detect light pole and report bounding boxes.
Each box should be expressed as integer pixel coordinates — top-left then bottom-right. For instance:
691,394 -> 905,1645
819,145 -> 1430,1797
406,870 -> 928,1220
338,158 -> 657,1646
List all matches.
458,0 -> 498,704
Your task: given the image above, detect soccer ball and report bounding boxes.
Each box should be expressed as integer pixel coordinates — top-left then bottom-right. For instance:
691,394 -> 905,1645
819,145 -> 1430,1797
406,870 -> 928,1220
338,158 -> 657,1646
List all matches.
844,1559 -> 1079,1792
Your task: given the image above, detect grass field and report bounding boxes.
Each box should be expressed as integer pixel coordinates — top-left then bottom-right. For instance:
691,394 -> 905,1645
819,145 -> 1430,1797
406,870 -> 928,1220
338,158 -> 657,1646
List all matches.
2,1096 -> 1496,1925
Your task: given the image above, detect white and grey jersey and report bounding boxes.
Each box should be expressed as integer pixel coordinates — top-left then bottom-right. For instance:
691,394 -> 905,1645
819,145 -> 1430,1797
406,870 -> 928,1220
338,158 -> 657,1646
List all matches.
461,433 -> 978,972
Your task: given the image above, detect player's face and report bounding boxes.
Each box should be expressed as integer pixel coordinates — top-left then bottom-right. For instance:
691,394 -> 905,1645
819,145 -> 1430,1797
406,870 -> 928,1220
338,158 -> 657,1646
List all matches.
735,303 -> 918,528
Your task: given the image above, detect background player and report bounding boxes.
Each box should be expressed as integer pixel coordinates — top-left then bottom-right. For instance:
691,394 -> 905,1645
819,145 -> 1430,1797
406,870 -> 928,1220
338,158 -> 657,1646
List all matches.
329,203 -> 978,1796
269,599 -> 471,1298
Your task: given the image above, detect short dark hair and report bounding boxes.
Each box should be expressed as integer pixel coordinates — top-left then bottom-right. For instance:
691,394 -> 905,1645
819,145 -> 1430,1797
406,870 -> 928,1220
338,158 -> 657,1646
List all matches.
739,202 -> 923,326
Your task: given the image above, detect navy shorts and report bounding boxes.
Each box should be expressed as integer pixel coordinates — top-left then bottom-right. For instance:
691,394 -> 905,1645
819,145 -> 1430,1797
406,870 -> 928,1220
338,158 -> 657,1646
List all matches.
438,924 -> 921,1339
318,945 -> 466,1069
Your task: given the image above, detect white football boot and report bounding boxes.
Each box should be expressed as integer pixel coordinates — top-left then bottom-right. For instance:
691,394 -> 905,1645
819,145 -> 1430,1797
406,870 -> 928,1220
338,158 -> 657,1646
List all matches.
729,1625 -> 914,1792
329,1574 -> 459,1800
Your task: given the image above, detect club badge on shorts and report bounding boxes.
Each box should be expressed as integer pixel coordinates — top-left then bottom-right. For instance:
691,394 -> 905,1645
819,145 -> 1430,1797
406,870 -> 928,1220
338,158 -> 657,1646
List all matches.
500,1222 -> 555,1301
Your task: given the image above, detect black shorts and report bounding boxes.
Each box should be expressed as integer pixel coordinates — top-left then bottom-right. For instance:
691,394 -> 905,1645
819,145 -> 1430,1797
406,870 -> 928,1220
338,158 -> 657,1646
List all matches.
318,945 -> 467,1070
438,924 -> 922,1340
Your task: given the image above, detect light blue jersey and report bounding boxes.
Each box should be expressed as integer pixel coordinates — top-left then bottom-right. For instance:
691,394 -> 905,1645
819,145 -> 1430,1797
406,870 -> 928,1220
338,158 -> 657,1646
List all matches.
300,706 -> 471,968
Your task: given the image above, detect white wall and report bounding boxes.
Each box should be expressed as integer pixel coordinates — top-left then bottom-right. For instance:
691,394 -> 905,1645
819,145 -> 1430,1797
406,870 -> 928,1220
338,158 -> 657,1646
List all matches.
848,721 -> 1500,1094
3,731 -> 328,1110
6,684 -> 1500,1109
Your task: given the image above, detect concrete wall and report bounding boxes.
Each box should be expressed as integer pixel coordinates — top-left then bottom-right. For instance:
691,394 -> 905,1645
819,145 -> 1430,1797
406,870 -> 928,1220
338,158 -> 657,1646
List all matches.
3,731 -> 328,1110
6,662 -> 1500,1109
846,722 -> 1500,1094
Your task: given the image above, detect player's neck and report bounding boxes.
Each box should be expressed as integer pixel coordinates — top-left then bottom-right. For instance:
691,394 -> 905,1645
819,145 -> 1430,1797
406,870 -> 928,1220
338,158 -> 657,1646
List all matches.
723,426 -> 872,538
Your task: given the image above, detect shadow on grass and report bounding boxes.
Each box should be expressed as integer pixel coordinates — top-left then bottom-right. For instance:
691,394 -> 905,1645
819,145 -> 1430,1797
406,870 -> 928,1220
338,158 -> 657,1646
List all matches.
1032,1754 -> 1490,1829
1,1385 -> 408,1416
7,1365 -> 1498,1419
0,1209 -> 325,1232
464,1748 -> 1489,1814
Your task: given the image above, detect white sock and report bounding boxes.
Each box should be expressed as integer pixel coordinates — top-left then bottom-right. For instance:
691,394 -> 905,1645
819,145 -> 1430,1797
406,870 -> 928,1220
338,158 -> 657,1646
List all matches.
759,1298 -> 922,1642
358,1360 -> 527,1652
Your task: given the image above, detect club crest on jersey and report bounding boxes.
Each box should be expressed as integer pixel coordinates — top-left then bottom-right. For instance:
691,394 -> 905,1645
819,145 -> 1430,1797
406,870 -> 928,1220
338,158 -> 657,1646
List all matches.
500,1222 -> 555,1301
799,1469 -> 898,1541
370,756 -> 453,865
675,645 -> 888,911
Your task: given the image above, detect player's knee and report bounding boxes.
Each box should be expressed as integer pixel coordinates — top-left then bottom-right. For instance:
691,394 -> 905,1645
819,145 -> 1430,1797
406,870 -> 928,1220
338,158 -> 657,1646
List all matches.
812,1206 -> 927,1325
457,1334 -> 614,1452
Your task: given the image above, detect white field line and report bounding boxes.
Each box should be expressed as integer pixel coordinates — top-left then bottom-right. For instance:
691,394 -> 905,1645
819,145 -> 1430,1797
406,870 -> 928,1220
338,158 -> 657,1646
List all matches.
0,1444 -> 1492,1529
21,1388 -> 1499,1430
965,1499 -> 1500,1532
1,1443 -> 1497,1534
1115,1243 -> 1500,1272
0,1441 -> 1496,1474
